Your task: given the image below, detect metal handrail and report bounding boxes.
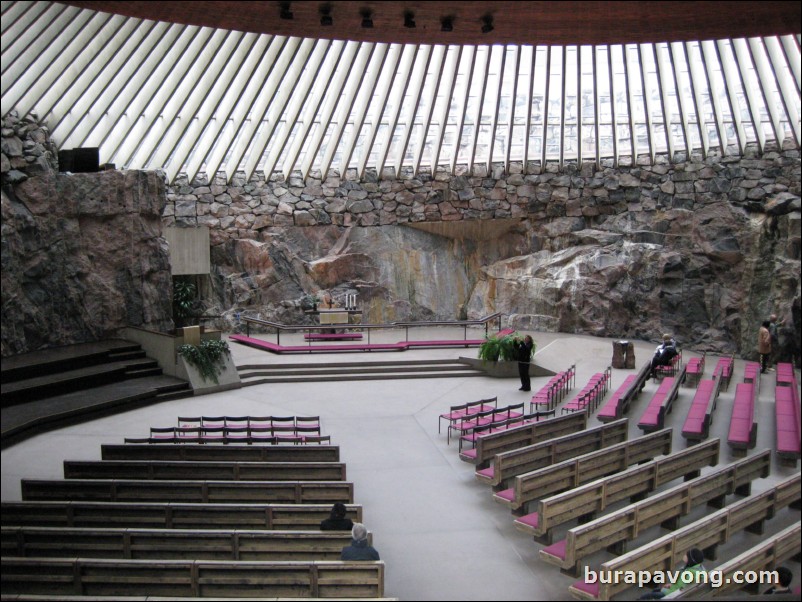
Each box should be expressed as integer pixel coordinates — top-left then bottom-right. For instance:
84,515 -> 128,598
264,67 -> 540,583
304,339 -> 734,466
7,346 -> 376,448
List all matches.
241,313 -> 503,346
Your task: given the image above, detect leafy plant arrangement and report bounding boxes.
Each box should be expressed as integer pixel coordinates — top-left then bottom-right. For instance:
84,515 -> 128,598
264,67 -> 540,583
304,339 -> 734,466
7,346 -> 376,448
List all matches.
301,293 -> 321,310
178,339 -> 231,384
478,332 -> 522,362
173,278 -> 198,328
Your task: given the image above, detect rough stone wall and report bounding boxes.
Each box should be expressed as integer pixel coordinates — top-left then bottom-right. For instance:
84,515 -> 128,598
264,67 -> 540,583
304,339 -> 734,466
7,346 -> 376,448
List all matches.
1,113 -> 173,356
166,145 -> 800,362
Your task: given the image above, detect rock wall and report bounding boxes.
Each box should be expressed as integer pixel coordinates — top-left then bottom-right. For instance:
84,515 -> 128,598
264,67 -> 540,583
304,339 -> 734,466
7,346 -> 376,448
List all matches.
168,146 -> 800,362
1,113 -> 173,356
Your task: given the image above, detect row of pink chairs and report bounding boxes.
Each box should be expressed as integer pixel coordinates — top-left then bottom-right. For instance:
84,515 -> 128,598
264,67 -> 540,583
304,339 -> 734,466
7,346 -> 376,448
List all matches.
439,397 -> 498,434
150,424 -> 324,441
561,367 -> 612,414
448,403 -> 525,445
458,410 -> 556,452
177,415 -> 320,431
125,433 -> 332,445
653,349 -> 682,381
529,365 -> 576,412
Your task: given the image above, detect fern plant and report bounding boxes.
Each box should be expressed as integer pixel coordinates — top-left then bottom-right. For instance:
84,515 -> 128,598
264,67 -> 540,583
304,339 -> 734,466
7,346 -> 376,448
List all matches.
178,339 -> 230,384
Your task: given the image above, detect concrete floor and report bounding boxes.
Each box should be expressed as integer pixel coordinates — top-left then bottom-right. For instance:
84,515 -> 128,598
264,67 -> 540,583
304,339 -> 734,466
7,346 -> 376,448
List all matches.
2,327 -> 800,601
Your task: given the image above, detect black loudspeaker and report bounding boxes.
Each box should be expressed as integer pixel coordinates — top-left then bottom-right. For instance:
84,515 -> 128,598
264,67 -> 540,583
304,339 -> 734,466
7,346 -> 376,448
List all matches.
58,149 -> 74,172
72,147 -> 99,173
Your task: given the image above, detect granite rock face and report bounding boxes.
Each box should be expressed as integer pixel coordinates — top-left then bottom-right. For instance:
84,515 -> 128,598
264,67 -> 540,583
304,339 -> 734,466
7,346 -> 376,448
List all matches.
1,169 -> 172,355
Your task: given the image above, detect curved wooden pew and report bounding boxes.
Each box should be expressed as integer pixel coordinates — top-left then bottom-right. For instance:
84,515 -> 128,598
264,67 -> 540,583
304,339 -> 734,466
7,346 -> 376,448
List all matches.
494,428 -> 673,515
0,557 -> 386,598
568,472 -> 800,601
475,418 -> 629,489
101,443 -> 340,462
0,526 -> 366,561
539,450 -> 771,577
0,501 -> 363,530
63,460 -> 347,482
515,438 -> 720,544
459,411 -> 587,467
21,479 -> 353,505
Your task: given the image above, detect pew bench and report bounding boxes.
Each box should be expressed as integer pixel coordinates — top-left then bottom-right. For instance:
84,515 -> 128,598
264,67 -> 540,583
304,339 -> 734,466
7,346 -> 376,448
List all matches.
459,411 -> 587,467
0,526 -> 367,561
727,382 -> 757,457
494,428 -> 673,516
475,418 -> 629,489
636,367 -> 686,433
102,443 -> 340,462
458,411 -> 554,452
712,355 -> 734,392
63,460 -> 347,482
596,375 -> 636,423
743,360 -> 761,385
21,479 -> 354,505
567,471 -> 800,601
539,450 -> 771,577
0,557 -> 386,598
775,363 -> 801,467
514,438 -> 720,545
0,501 -> 363,530
680,378 -> 719,444
683,352 -> 705,388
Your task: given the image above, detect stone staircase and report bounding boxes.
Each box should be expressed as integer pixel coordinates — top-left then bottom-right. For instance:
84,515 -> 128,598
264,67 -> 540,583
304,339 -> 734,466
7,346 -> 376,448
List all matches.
238,358 -> 486,385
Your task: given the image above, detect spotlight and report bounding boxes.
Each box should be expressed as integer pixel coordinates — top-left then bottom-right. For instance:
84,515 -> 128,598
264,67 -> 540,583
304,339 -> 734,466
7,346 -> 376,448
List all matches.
404,10 -> 415,28
320,4 -> 333,26
481,14 -> 493,33
360,7 -> 373,28
441,16 -> 454,32
279,1 -> 293,20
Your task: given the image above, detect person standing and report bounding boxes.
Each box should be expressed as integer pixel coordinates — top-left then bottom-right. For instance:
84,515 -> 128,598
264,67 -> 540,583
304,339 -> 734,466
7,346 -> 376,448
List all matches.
513,335 -> 534,392
758,320 -> 772,374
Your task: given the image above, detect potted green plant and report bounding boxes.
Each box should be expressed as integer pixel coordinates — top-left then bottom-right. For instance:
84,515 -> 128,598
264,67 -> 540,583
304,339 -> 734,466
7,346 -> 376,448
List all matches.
173,278 -> 197,329
478,332 -> 521,362
177,339 -> 231,384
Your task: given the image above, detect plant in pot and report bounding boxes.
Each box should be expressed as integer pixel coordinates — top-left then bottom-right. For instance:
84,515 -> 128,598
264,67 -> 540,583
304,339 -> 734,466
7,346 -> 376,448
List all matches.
173,278 -> 198,329
178,339 -> 231,384
478,332 -> 521,362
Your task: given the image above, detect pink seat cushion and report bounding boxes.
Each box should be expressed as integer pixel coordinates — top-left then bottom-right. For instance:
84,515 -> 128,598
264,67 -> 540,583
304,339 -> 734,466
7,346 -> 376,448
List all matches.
541,538 -> 567,560
495,488 -> 515,502
728,417 -> 751,443
570,580 -> 601,598
476,467 -> 494,479
514,512 -> 539,528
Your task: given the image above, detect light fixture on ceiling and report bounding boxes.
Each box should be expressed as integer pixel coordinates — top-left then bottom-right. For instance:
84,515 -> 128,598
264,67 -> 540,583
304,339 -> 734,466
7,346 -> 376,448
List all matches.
360,8 -> 373,28
320,4 -> 333,26
404,10 -> 415,28
279,1 -> 293,20
441,16 -> 454,32
481,14 -> 494,34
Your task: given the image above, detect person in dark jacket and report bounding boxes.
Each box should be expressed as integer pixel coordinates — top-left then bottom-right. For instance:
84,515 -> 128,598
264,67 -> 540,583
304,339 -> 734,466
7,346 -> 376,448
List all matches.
341,523 -> 380,561
320,502 -> 354,531
513,335 -> 534,392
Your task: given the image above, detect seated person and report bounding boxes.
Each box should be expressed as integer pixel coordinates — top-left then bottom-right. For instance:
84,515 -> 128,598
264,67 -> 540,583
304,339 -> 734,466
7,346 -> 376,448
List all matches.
341,523 -> 380,561
639,548 -> 705,599
650,334 -> 678,377
320,502 -> 354,531
764,566 -> 793,594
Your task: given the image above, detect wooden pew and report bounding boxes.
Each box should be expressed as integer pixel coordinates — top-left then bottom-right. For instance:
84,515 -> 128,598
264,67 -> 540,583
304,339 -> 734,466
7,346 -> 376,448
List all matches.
727,381 -> 757,457
101,443 -> 340,462
675,522 -> 801,598
775,363 -> 801,467
637,366 -> 686,433
63,460 -> 347,482
475,418 -> 629,489
494,428 -> 674,516
712,355 -> 734,391
596,375 -> 637,423
0,526 -> 365,561
0,557 -> 385,598
539,450 -> 771,577
568,472 -> 801,601
683,352 -> 705,388
0,501 -> 363,530
21,479 -> 354,505
680,376 -> 722,444
459,411 -> 587,467
516,438 -> 720,544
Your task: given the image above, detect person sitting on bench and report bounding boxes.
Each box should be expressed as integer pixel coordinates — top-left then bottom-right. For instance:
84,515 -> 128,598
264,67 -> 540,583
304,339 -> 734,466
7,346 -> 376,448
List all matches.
764,566 -> 793,594
341,523 -> 380,561
650,334 -> 678,378
320,502 -> 354,531
638,547 -> 705,599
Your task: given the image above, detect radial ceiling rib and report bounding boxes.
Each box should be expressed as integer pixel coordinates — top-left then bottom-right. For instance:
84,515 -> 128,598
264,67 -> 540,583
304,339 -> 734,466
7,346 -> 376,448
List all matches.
1,0 -> 799,184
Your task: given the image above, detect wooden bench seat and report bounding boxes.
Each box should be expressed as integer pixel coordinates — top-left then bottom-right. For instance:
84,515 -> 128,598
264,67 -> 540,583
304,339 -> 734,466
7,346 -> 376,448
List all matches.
101,443 -> 340,462
0,501 -> 363,530
0,557 -> 386,598
568,471 -> 800,600
673,522 -> 801,598
304,332 -> 363,341
63,460 -> 347,482
712,355 -> 734,391
775,363 -> 800,466
458,411 -> 554,452
595,375 -> 636,423
515,438 -> 719,544
494,428 -> 673,516
680,377 -> 721,443
743,360 -> 761,385
21,479 -> 354,505
683,352 -> 705,387
475,418 -> 629,489
540,450 -> 771,577
459,411 -> 587,467
636,367 -> 686,433
0,526 -> 366,561
727,381 -> 757,456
